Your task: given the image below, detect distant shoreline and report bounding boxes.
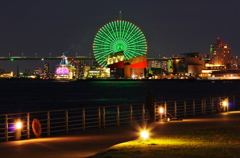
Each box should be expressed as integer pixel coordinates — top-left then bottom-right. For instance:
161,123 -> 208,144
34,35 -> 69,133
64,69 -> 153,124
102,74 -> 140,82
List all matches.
0,77 -> 240,82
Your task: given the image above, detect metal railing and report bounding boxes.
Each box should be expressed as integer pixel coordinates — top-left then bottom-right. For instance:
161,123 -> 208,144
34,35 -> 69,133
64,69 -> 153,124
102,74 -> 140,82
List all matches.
0,103 -> 146,142
0,95 -> 239,142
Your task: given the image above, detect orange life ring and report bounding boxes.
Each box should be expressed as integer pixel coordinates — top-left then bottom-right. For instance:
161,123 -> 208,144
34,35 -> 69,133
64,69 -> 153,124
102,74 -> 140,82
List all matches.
32,119 -> 42,137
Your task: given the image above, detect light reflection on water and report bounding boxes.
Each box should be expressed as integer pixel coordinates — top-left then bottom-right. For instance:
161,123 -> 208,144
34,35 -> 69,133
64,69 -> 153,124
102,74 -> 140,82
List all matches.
0,80 -> 239,114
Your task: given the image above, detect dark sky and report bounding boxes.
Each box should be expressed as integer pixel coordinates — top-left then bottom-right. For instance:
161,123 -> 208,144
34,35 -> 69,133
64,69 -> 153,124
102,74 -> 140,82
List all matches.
1,0 -> 240,72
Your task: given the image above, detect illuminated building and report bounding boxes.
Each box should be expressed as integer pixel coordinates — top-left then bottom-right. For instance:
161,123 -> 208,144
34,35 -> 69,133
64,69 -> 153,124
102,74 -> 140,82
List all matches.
208,69 -> 240,80
171,57 -> 184,75
86,67 -> 110,78
210,38 -> 232,68
232,56 -> 240,69
34,67 -> 42,75
0,71 -> 14,78
55,54 -> 75,81
43,63 -> 49,76
183,53 -> 205,76
107,52 -> 146,78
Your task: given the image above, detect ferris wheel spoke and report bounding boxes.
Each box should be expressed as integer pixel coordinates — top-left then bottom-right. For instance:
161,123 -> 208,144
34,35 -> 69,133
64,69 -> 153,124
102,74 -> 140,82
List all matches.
123,24 -> 136,42
97,31 -> 115,43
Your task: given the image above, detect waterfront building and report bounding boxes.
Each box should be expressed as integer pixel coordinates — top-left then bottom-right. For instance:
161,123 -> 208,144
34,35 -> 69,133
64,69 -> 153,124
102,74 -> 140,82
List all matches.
183,52 -> 205,76
34,67 -> 42,75
210,38 -> 232,68
0,71 -> 14,78
107,52 -> 146,78
55,54 -> 75,81
43,62 -> 49,77
231,56 -> 240,69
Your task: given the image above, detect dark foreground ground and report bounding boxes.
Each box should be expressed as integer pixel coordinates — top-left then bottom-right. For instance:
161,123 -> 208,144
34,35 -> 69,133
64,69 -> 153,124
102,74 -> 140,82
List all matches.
0,111 -> 240,158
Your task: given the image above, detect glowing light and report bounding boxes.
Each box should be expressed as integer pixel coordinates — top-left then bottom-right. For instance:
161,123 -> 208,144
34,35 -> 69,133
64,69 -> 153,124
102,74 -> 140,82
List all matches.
140,131 -> 149,140
93,20 -> 147,67
222,100 -> 228,107
56,67 -> 69,75
159,107 -> 164,114
159,107 -> 164,113
15,122 -> 22,129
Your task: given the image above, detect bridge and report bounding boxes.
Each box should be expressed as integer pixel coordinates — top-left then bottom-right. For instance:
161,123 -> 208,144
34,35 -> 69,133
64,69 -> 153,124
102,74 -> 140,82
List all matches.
0,57 -> 171,61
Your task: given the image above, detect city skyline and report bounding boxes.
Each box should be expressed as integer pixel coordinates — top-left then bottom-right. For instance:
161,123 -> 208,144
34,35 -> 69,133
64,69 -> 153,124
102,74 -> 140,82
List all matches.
1,0 -> 240,72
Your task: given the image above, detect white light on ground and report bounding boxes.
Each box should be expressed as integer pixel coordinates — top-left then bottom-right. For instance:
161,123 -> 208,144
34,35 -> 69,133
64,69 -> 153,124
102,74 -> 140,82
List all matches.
140,131 -> 149,140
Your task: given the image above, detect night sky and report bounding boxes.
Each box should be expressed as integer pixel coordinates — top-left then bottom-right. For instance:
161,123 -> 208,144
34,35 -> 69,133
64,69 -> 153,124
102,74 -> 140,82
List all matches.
1,0 -> 240,72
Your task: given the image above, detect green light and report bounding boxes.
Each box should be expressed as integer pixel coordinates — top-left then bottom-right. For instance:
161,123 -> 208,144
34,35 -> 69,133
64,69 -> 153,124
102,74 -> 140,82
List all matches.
93,20 -> 147,67
10,58 -> 14,61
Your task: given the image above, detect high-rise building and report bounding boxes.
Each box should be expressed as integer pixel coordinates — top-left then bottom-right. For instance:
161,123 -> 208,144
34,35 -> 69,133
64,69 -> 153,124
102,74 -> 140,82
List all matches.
43,62 -> 49,76
210,38 -> 232,67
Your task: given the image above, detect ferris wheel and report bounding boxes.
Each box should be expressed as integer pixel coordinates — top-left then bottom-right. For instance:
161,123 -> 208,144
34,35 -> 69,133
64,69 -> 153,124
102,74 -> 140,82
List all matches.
93,20 -> 147,67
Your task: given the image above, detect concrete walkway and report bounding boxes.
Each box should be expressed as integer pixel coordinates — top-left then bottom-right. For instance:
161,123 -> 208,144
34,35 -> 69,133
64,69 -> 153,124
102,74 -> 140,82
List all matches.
0,111 -> 240,158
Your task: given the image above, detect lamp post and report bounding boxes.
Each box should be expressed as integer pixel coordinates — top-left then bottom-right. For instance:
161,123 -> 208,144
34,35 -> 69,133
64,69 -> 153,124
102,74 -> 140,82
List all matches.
15,120 -> 22,140
159,106 -> 164,122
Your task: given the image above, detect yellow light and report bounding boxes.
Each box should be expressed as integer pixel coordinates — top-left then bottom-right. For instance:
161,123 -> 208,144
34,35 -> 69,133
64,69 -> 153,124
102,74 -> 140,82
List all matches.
222,101 -> 228,107
159,107 -> 164,113
15,122 -> 22,129
140,131 -> 149,140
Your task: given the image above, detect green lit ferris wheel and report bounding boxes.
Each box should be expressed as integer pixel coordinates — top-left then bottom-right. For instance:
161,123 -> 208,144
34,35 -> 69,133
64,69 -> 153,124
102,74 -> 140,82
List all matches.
93,17 -> 147,67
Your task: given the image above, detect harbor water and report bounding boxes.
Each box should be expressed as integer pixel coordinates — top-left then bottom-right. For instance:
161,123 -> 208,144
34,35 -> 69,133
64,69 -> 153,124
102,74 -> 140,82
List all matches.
0,80 -> 239,114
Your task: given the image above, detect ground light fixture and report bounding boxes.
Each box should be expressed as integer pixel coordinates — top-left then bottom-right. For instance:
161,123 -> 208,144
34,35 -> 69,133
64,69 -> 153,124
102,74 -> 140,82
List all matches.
159,106 -> 164,122
222,98 -> 229,112
140,130 -> 149,140
159,107 -> 164,114
15,121 -> 22,129
222,99 -> 228,107
15,120 -> 22,140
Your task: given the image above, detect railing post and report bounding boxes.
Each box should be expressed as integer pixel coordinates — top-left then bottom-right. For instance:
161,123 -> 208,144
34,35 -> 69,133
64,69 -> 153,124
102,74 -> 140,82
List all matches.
174,101 -> 177,118
232,95 -> 236,110
142,104 -> 145,124
164,102 -> 167,118
130,105 -> 133,125
82,108 -> 85,131
153,103 -> 156,122
98,107 -> 101,129
5,115 -> 8,142
27,113 -> 30,138
47,111 -> 50,136
204,98 -> 206,115
65,110 -> 68,133
211,98 -> 214,114
226,97 -> 229,112
102,107 -> 106,128
117,106 -> 120,126
184,100 -> 186,117
193,100 -> 195,116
